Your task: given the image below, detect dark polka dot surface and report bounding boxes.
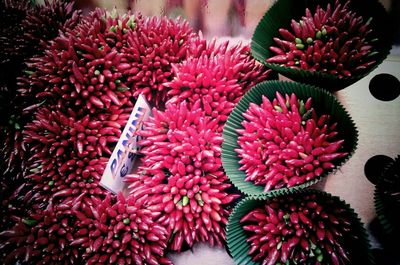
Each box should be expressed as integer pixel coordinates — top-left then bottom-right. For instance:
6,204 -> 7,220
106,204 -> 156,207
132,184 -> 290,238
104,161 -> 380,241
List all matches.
369,73 -> 400,101
364,155 -> 394,184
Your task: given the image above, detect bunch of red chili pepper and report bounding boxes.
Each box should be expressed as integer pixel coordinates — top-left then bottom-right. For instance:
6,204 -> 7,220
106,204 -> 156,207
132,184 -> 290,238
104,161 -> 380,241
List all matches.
267,0 -> 377,79
236,92 -> 347,191
241,193 -> 355,265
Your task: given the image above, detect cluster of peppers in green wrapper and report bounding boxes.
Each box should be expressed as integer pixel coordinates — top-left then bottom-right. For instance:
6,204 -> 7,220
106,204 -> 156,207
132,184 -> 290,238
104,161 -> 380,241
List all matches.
235,91 -> 347,192
240,193 -> 358,265
267,0 -> 377,79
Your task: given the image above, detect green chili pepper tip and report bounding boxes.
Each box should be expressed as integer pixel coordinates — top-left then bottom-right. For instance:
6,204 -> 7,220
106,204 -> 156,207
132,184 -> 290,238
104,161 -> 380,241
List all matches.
274,105 -> 283,112
277,241 -> 282,250
182,196 -> 189,206
295,38 -> 302,44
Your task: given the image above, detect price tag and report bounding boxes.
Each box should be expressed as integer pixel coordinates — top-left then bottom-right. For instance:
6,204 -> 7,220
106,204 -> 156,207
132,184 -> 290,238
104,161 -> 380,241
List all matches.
100,94 -> 152,194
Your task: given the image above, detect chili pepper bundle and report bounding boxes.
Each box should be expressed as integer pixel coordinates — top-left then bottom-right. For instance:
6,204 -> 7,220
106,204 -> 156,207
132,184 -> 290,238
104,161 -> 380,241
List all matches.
0,181 -> 38,231
0,0 -> 80,70
128,101 -> 240,251
252,0 -> 392,90
239,193 -> 366,265
267,0 -> 377,79
222,81 -> 357,196
165,40 -> 274,130
165,54 -> 241,130
22,105 -> 132,206
138,100 -> 222,176
124,16 -> 199,108
5,8 -> 137,186
0,198 -> 87,264
23,0 -> 81,51
24,105 -> 130,162
0,0 -> 81,182
127,171 -> 239,252
235,91 -> 347,191
0,0 -> 81,133
77,193 -> 172,265
15,8 -> 140,210
16,9 -> 141,116
22,156 -> 108,208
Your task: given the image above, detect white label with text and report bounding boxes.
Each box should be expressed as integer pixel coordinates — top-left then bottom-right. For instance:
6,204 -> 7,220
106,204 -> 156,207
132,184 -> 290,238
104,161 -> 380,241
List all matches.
100,94 -> 151,194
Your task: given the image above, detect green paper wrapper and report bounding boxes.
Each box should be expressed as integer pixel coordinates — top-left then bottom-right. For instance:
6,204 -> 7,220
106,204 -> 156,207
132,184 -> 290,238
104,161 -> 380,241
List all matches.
221,80 -> 358,197
226,189 -> 374,265
251,0 -> 393,91
374,155 -> 400,236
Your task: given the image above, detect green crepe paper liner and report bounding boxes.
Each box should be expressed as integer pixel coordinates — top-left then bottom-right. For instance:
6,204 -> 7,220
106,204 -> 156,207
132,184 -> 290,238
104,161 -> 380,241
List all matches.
374,155 -> 400,237
374,188 -> 395,235
222,80 -> 358,197
226,189 -> 374,265
251,0 -> 393,91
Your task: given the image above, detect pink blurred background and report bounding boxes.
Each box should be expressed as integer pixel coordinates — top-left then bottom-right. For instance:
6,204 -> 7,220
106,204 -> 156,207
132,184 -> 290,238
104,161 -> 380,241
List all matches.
72,0 -> 272,40
70,0 -> 400,52
69,0 -> 398,42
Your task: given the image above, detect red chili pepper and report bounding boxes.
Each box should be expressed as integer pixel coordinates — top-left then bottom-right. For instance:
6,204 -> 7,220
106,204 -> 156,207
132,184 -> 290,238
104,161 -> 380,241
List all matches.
266,247 -> 279,265
72,61 -> 84,83
300,238 -> 309,251
330,252 -> 340,265
266,54 -> 289,64
70,237 -> 88,246
298,212 -> 311,225
286,159 -> 305,167
291,19 -> 302,37
319,152 -> 347,162
278,28 -> 296,41
280,241 -> 289,262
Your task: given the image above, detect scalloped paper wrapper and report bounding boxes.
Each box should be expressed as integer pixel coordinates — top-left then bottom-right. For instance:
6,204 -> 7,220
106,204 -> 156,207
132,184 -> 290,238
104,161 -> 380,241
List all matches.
374,188 -> 394,235
221,80 -> 358,197
251,0 -> 393,91
374,155 -> 400,236
226,189 -> 374,265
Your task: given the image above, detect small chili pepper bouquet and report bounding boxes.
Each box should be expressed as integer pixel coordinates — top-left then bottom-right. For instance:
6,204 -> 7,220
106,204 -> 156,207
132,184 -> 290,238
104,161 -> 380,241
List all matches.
251,0 -> 393,91
222,81 -> 357,197
226,189 -> 374,265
